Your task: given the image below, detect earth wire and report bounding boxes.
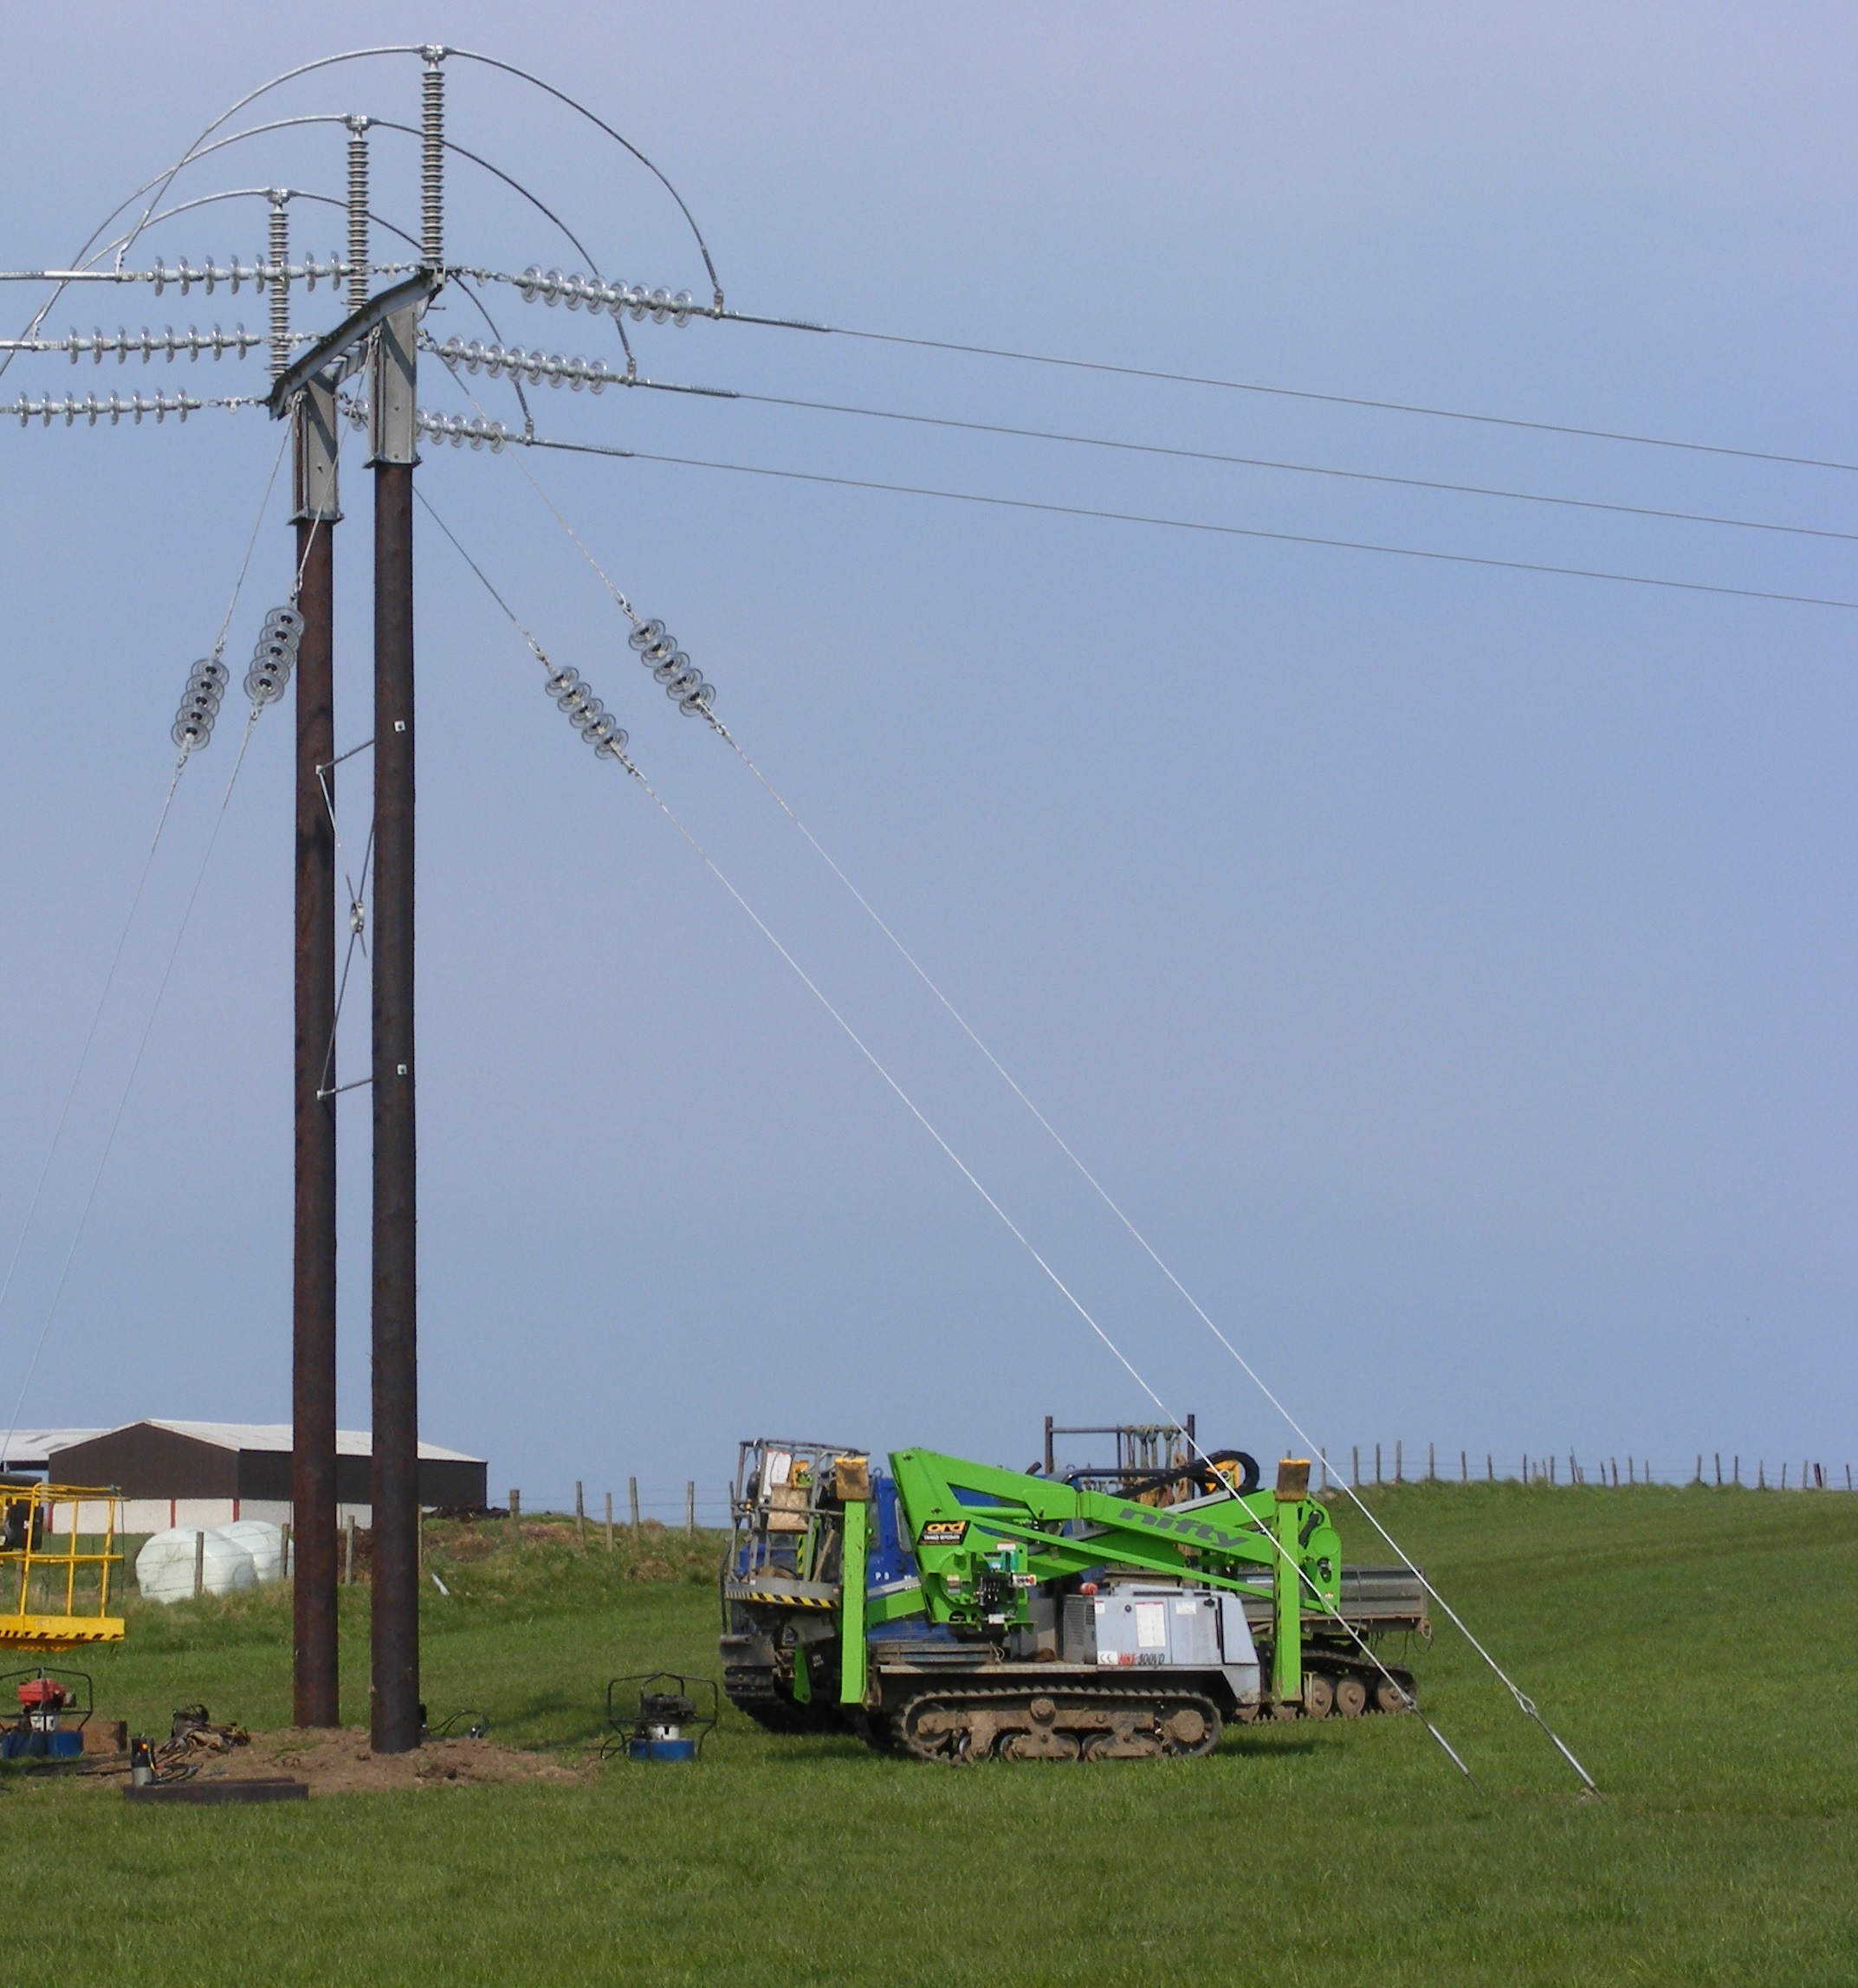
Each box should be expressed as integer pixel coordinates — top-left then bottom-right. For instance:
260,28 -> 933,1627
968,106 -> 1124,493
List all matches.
722,314 -> 1858,478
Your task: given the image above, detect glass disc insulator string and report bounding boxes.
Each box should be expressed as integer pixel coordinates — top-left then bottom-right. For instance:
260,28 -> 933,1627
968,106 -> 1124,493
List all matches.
627,618 -> 715,715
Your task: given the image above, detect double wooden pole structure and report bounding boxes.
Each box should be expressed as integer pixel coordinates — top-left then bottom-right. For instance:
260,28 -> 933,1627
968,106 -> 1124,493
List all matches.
283,59 -> 442,1751
279,276 -> 431,1752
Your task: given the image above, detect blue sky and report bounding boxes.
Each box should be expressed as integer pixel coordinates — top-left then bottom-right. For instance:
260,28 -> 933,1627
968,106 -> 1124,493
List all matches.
1,4 -> 1853,1512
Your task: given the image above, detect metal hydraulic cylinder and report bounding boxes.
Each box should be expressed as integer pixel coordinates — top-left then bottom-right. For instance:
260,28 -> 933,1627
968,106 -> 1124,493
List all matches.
1272,1458 -> 1309,1709
838,1496 -> 869,1705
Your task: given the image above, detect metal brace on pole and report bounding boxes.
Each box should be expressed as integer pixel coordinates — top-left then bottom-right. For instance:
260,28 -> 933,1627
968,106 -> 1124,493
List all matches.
369,305 -> 419,467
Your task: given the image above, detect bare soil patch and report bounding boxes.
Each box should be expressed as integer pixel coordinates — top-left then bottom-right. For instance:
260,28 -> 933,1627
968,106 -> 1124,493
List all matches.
233,1728 -> 591,1794
74,1728 -> 591,1797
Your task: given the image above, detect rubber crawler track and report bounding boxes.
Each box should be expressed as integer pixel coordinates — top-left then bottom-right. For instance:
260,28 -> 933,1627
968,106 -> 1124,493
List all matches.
894,1683 -> 1225,1765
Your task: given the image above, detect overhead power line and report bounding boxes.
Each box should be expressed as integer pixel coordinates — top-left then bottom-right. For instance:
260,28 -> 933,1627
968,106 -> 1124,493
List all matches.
718,312 -> 1858,476
511,429 -> 1858,613
716,389 -> 1858,547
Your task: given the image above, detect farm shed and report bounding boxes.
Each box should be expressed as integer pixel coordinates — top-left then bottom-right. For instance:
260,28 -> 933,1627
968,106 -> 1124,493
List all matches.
39,1420 -> 487,1531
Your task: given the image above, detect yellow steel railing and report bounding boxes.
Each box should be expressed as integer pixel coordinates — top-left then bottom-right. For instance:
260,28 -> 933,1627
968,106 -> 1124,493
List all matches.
0,1484 -> 125,1650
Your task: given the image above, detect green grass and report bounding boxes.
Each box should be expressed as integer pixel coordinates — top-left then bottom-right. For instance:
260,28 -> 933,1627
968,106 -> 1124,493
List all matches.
10,1488 -> 1857,1986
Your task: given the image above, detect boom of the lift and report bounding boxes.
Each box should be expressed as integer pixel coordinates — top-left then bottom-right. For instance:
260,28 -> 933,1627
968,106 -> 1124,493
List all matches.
840,1448 -> 1337,1707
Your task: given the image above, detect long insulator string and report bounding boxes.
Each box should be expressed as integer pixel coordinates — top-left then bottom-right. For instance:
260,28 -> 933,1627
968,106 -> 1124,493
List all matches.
267,193 -> 289,382
346,117 -> 371,311
420,50 -> 445,267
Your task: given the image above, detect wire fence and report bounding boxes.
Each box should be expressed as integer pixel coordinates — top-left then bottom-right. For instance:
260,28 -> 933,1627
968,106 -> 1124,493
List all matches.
1329,1444 -> 1855,1493
498,1480 -> 735,1534
507,1450 -> 1857,1525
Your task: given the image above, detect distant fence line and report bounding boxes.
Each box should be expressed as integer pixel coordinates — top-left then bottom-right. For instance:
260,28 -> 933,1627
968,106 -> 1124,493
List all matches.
494,1451 -> 1856,1527
497,1480 -> 735,1539
1326,1444 -> 1854,1493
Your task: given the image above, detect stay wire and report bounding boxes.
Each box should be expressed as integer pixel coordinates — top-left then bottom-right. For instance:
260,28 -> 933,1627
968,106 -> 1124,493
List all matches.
416,486 -> 1476,1784
620,750 -> 1474,1782
0,708 -> 262,1461
0,774 -> 179,1379
663,775 -> 1469,1765
0,434 -> 288,1464
453,406 -> 1582,1784
705,691 -> 1590,1788
726,314 -> 1858,477
435,358 -> 643,625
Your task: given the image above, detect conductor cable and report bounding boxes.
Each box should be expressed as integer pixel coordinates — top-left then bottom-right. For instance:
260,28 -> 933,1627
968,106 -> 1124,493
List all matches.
722,313 -> 1858,478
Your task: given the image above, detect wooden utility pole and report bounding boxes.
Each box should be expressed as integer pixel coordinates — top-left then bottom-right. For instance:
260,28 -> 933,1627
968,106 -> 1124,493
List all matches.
369,295 -> 421,1754
290,366 -> 341,1728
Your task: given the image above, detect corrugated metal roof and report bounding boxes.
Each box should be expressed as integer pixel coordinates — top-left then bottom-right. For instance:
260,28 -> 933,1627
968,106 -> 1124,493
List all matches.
68,1421 -> 483,1463
0,1428 -> 106,1467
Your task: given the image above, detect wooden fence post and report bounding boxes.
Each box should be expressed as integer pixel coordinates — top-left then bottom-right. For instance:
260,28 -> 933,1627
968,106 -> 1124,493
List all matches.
605,1492 -> 614,1552
575,1481 -> 586,1547
193,1528 -> 205,1599
685,1481 -> 696,1537
629,1476 -> 640,1537
343,1512 -> 355,1587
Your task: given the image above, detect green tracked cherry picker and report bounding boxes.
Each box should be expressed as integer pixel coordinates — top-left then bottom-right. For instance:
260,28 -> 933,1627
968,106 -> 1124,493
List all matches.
722,1439 -> 1423,1761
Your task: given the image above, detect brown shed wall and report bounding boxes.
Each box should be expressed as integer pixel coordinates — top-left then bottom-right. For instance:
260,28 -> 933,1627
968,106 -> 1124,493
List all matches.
51,1424 -> 237,1498
52,1426 -> 486,1508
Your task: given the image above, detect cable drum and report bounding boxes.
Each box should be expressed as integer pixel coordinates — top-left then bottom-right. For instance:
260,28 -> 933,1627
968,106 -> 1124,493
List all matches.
627,618 -> 716,716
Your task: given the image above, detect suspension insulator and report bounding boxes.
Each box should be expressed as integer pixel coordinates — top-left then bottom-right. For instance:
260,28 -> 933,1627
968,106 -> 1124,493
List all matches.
626,618 -> 717,716
243,602 -> 304,706
172,655 -> 229,753
515,266 -> 696,326
541,663 -> 629,761
346,116 -> 372,311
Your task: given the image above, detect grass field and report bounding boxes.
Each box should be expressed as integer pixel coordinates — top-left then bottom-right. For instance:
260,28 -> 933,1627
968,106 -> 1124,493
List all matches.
10,1485 -> 1857,1986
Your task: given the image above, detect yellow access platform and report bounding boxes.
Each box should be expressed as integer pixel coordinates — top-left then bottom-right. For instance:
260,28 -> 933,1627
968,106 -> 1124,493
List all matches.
0,1484 -> 125,1651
